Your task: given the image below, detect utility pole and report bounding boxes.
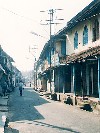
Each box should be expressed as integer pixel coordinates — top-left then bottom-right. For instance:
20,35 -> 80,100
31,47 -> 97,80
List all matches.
40,9 -> 64,93
29,45 -> 37,89
49,9 -> 53,92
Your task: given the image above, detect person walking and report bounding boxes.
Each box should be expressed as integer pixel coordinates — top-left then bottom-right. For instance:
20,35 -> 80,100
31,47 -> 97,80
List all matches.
19,81 -> 23,96
30,82 -> 31,87
2,81 -> 8,96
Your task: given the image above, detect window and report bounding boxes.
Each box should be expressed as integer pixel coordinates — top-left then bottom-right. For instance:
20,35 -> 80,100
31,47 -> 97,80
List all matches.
74,31 -> 78,49
61,41 -> 66,55
4,57 -> 7,65
92,19 -> 99,42
83,25 -> 88,45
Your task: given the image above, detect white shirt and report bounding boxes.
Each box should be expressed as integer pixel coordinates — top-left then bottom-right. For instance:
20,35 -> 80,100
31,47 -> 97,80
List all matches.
19,82 -> 23,88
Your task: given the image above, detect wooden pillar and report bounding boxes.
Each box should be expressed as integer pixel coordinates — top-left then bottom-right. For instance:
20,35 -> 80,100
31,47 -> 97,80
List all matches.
52,70 -> 55,93
72,64 -> 76,105
80,62 -> 84,98
86,64 -> 89,96
98,58 -> 100,100
91,68 -> 94,95
71,64 -> 75,94
58,69 -> 60,93
71,66 -> 73,93
63,67 -> 65,93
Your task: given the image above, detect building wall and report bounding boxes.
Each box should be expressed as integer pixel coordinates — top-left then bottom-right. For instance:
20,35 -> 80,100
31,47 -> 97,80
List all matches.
37,78 -> 42,89
42,77 -> 47,91
66,15 -> 100,56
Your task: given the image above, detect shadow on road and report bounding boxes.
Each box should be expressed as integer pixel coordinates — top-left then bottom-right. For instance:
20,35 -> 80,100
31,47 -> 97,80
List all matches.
25,88 -> 50,106
33,120 -> 80,133
7,88 -> 50,122
5,127 -> 19,133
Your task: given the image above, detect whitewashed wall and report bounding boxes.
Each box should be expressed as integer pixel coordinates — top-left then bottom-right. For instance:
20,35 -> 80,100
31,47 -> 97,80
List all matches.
66,15 -> 100,55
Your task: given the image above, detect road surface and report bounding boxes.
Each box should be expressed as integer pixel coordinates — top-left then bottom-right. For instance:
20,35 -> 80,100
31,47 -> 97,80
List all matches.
5,87 -> 100,133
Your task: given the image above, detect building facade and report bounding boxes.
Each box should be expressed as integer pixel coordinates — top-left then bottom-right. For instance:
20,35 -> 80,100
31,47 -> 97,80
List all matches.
36,0 -> 100,110
0,45 -> 21,95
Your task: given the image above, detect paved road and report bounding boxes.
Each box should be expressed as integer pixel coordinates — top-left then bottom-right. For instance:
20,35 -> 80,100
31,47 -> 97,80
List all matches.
5,87 -> 100,133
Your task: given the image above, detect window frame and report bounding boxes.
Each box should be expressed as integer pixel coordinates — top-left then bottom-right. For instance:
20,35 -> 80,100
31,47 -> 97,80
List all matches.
74,31 -> 78,49
83,25 -> 88,45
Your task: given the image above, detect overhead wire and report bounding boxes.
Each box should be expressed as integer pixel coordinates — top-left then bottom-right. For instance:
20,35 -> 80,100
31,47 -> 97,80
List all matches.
0,6 -> 50,39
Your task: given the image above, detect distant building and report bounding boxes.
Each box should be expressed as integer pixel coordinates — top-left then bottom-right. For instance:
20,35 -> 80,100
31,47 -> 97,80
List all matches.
0,45 -> 21,95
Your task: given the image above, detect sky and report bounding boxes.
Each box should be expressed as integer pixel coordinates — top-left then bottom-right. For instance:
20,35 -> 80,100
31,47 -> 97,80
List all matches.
0,0 -> 93,72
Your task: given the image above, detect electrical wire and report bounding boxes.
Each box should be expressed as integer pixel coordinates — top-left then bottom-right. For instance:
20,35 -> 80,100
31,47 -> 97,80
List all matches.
0,6 -> 50,38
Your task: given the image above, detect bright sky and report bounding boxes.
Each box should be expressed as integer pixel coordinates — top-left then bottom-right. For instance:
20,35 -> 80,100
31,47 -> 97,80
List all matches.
0,0 -> 93,72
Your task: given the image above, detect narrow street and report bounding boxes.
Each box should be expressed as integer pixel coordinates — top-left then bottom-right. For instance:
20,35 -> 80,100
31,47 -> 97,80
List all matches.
5,87 -> 100,133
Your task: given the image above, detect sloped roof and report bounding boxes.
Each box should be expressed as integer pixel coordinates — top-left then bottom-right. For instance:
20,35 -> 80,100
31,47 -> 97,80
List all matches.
60,44 -> 100,64
57,0 -> 100,35
0,45 -> 14,62
67,0 -> 100,31
2,51 -> 14,62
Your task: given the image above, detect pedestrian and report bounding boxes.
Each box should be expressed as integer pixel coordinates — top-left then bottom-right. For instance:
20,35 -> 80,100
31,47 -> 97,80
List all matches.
30,82 -> 31,87
12,81 -> 15,91
19,81 -> 23,96
2,81 -> 8,96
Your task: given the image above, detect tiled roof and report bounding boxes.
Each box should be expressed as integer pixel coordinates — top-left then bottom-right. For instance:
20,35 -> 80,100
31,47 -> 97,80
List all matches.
60,44 -> 100,64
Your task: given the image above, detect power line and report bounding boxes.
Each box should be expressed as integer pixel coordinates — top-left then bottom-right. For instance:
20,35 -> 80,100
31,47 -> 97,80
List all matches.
30,31 -> 48,39
0,6 -> 49,37
0,7 -> 37,22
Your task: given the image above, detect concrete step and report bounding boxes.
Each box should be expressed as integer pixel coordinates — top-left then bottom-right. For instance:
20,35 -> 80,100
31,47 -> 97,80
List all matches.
0,106 -> 8,112
0,96 -> 8,106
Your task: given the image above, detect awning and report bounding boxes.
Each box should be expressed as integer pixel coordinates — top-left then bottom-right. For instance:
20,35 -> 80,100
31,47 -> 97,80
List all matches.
60,44 -> 100,64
